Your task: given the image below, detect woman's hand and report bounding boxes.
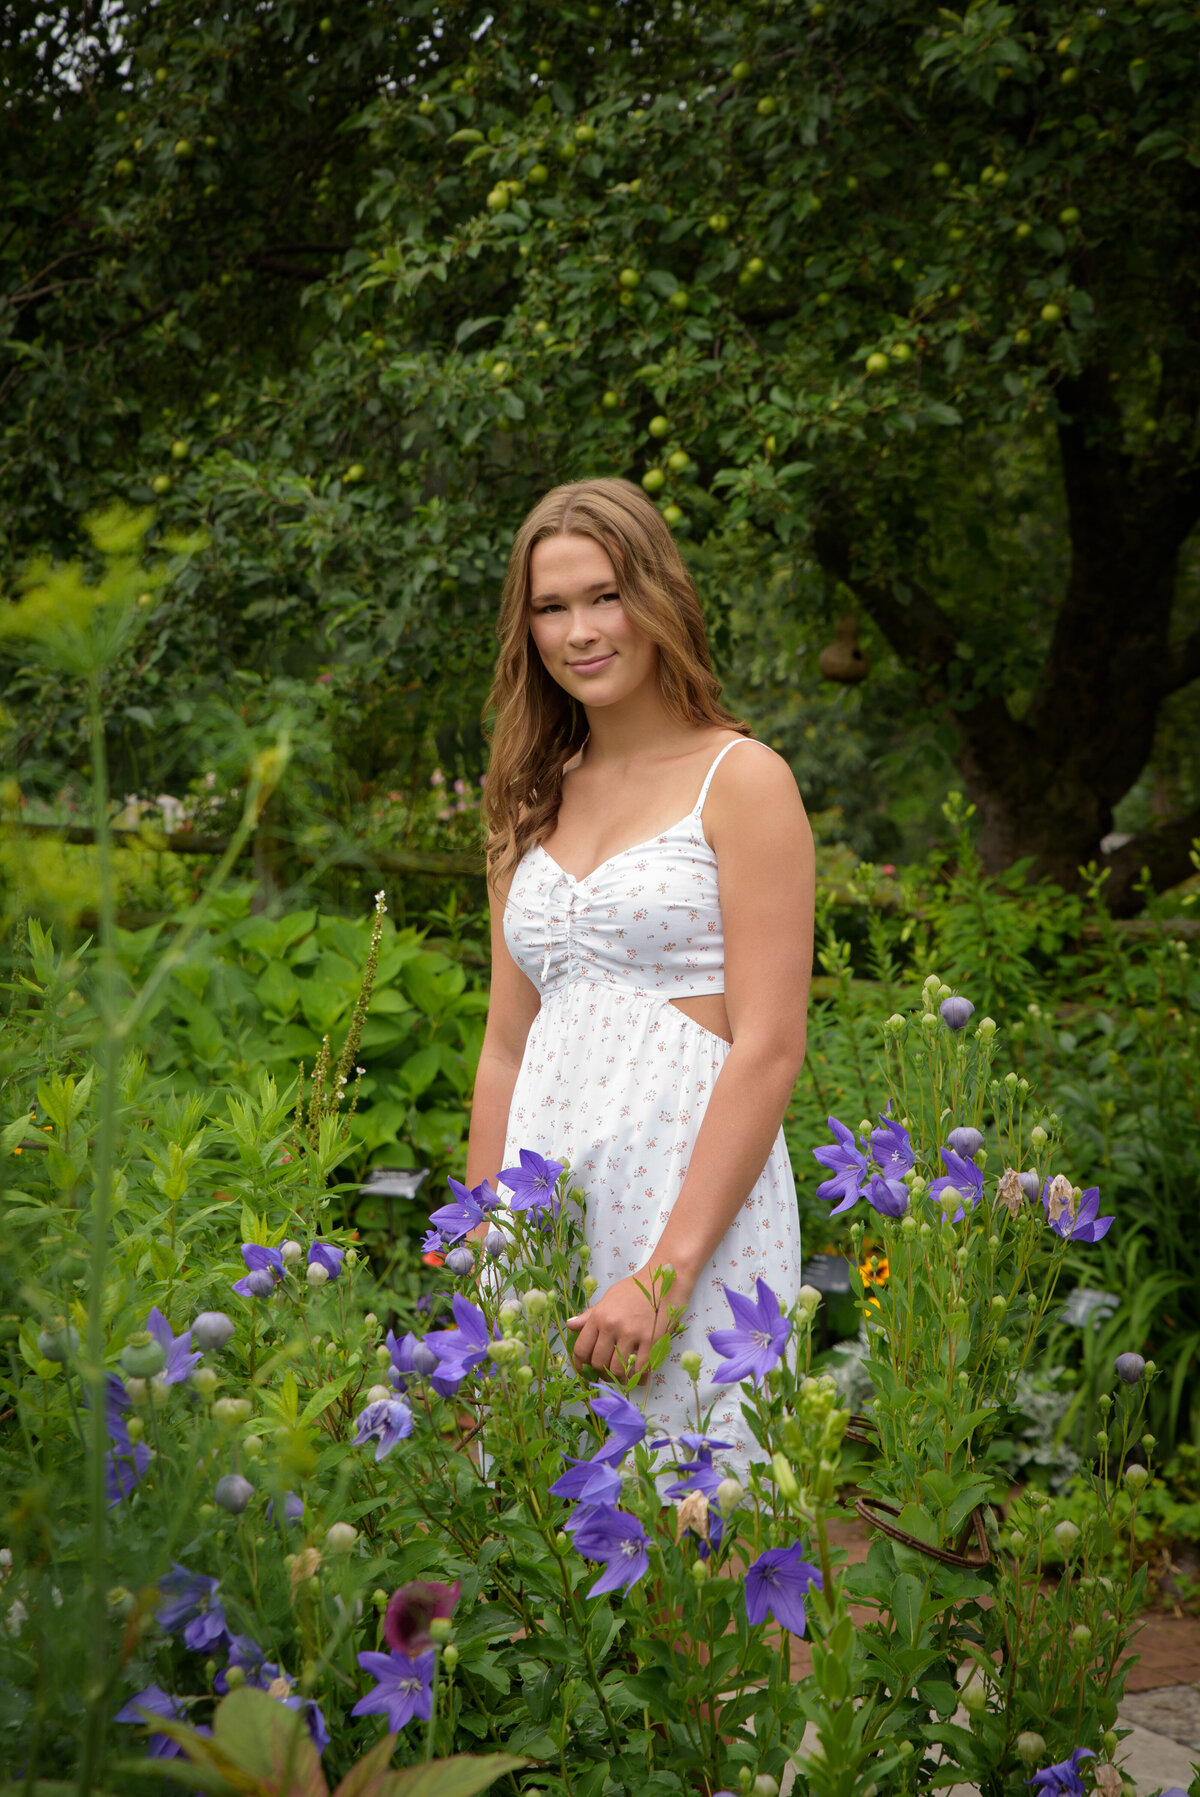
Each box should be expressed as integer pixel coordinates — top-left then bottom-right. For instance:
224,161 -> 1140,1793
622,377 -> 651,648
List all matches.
565,1266 -> 690,1383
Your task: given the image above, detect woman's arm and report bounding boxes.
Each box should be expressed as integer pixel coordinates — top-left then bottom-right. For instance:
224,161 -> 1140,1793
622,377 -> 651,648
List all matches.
566,745 -> 814,1381
465,871 -> 543,1193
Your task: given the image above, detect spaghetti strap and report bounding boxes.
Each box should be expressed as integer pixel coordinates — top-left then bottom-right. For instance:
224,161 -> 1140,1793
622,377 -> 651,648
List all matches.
693,737 -> 759,815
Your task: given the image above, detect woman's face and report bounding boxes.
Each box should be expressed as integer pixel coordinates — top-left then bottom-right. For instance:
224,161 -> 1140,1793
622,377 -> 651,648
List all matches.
527,533 -> 658,708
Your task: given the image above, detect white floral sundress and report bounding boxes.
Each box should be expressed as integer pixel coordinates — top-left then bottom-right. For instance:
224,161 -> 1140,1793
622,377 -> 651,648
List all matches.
501,738 -> 803,1468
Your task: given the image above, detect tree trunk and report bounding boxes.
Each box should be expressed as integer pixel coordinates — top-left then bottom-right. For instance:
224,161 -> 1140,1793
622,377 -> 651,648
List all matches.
811,368 -> 1200,916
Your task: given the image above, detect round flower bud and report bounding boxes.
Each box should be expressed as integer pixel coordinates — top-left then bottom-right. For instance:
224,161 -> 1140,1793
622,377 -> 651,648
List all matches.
445,1247 -> 475,1277
1007,1529 -> 1025,1552
281,1240 -> 303,1267
752,1778 -> 779,1797
886,1012 -> 906,1032
901,1214 -> 918,1234
213,1397 -> 252,1426
192,1311 -> 235,1352
498,1297 -> 522,1321
513,1364 -> 535,1388
428,1616 -> 452,1644
306,1262 -> 329,1288
121,1331 -> 166,1378
1071,1624 -> 1092,1651
960,1674 -> 987,1716
242,1435 -> 263,1458
1114,1352 -> 1145,1385
975,1016 -> 997,1040
125,1377 -> 148,1405
1017,1732 -> 1046,1765
1123,1462 -> 1148,1493
771,1452 -> 800,1501
1054,1520 -> 1080,1552
191,1367 -> 219,1398
797,1285 -> 822,1317
374,1343 -> 391,1364
716,1476 -> 744,1515
939,996 -> 975,1030
37,1320 -> 80,1363
363,1313 -> 378,1331
224,1665 -> 245,1690
1102,1730 -> 1118,1756
1018,1170 -> 1041,1202
920,1011 -> 940,1032
523,1289 -> 549,1319
1142,1433 -> 1156,1452
991,1295 -> 1007,1316
412,1341 -> 440,1377
215,1473 -> 254,1514
1030,1125 -> 1048,1148
107,1586 -> 134,1614
947,1126 -> 984,1157
243,1268 -> 276,1297
325,1521 -> 357,1553
442,1643 -> 459,1669
126,1417 -> 145,1443
680,1349 -> 703,1379
367,1383 -> 392,1404
484,1228 -> 507,1260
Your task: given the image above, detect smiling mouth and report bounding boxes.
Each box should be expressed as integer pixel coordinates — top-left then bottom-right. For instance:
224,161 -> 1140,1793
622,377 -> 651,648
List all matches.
567,652 -> 615,672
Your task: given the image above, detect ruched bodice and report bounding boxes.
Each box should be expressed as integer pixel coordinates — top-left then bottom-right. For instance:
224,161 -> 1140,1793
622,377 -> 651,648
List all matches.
497,737 -> 802,1476
504,808 -> 727,1000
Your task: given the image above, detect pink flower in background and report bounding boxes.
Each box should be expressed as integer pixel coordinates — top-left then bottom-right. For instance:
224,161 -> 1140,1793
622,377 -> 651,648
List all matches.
430,769 -> 444,786
881,863 -> 896,874
315,673 -> 333,685
453,779 -> 466,795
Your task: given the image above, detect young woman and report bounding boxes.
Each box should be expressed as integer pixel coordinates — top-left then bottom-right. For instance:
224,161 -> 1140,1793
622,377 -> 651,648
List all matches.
467,477 -> 814,1465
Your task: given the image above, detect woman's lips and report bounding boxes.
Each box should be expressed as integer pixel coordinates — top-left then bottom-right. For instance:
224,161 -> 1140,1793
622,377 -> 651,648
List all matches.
566,652 -> 616,675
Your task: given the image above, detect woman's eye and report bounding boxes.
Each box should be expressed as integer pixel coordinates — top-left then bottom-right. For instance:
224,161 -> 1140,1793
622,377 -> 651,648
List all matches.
596,592 -> 619,603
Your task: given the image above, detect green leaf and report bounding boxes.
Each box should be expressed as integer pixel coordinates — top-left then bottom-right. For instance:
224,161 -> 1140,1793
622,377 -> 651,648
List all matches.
386,1757 -> 531,1797
891,1571 -> 925,1645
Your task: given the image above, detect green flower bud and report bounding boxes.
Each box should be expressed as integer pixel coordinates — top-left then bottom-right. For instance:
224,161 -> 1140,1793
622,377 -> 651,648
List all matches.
121,1331 -> 166,1378
213,1397 -> 252,1426
429,1617 -> 452,1644
1054,1520 -> 1080,1552
1017,1731 -> 1046,1765
325,1521 -> 357,1553
716,1476 -> 744,1515
797,1284 -> 822,1317
372,1588 -> 388,1610
374,1343 -> 391,1364
690,1559 -> 709,1585
960,1673 -> 987,1716
191,1367 -> 218,1398
225,1664 -> 246,1690
752,1778 -> 779,1797
442,1643 -> 459,1669
37,1320 -> 80,1363
583,1275 -> 598,1300
1071,1624 -> 1092,1651
887,1012 -> 906,1032
1102,1730 -> 1118,1755
522,1289 -> 549,1319
991,1295 -> 1007,1315
1031,1125 -> 1048,1147
1123,1463 -> 1148,1493
126,1416 -> 144,1443
976,1016 -> 997,1040
513,1364 -> 535,1388
772,1452 -> 800,1500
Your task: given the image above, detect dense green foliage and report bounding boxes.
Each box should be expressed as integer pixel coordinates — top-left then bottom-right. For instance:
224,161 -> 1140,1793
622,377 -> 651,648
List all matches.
5,0 -> 1200,902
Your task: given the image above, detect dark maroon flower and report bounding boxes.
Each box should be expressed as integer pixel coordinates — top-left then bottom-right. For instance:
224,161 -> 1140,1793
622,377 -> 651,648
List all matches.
383,1579 -> 461,1655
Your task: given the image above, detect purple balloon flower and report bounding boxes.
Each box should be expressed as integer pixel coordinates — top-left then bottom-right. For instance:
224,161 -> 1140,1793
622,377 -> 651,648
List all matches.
352,1649 -> 435,1732
1042,1178 -> 1114,1244
308,1241 -> 345,1281
1115,1352 -> 1146,1385
928,1146 -> 984,1222
870,1108 -> 914,1176
428,1176 -> 498,1245
114,1684 -> 190,1759
571,1505 -> 651,1596
498,1148 -> 565,1221
946,1126 -> 984,1158
425,1293 -> 492,1395
588,1387 -> 649,1461
1026,1748 -> 1094,1796
353,1397 -> 414,1462
157,1563 -> 227,1651
213,1637 -> 328,1749
744,1543 -> 823,1637
709,1278 -> 792,1384
939,995 -> 975,1030
549,1453 -> 624,1506
145,1307 -> 202,1385
265,1490 -> 304,1526
445,1246 -> 475,1277
865,1172 -> 909,1219
98,1374 -> 151,1509
813,1117 -> 867,1215
232,1244 -> 284,1298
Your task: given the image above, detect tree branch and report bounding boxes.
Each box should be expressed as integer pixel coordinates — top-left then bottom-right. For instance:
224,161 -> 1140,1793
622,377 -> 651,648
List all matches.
1100,804 -> 1200,917
1161,626 -> 1200,699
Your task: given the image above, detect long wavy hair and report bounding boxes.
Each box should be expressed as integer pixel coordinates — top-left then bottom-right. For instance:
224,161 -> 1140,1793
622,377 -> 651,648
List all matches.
484,477 -> 746,880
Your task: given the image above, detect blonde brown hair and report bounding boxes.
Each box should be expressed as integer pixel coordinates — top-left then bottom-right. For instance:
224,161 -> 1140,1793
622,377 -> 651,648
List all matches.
483,477 -> 746,879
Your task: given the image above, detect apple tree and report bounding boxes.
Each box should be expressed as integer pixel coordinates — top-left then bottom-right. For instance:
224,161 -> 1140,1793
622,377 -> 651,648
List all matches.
4,0 -> 1200,910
